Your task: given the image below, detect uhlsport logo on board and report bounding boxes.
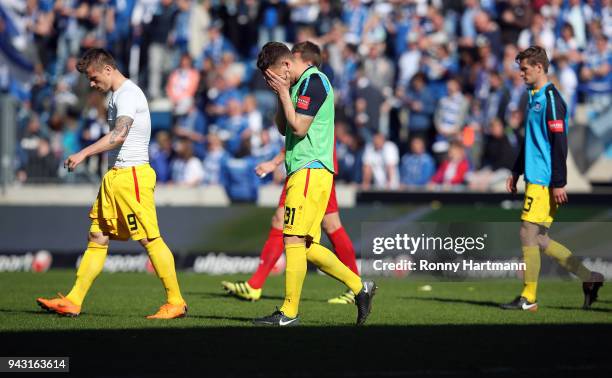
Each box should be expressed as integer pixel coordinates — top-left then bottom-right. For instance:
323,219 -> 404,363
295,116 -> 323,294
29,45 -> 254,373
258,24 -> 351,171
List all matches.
0,250 -> 53,272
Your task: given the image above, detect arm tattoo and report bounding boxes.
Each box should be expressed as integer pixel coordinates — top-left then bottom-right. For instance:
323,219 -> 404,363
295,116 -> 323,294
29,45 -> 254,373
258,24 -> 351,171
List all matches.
109,116 -> 134,145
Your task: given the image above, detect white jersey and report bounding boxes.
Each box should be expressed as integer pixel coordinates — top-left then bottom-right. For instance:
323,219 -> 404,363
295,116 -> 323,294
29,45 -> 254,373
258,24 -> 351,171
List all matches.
107,79 -> 151,168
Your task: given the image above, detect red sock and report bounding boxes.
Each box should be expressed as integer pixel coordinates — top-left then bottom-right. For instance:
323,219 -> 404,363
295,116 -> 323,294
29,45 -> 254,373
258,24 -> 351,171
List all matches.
248,227 -> 284,289
328,227 -> 359,275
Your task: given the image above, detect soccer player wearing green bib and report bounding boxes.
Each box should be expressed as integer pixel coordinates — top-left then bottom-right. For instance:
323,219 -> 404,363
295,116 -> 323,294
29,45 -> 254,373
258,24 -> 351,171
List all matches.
252,42 -> 376,326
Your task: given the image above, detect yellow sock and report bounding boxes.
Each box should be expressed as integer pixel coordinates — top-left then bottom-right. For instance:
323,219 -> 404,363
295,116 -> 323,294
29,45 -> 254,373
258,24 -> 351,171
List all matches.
520,246 -> 540,303
279,243 -> 307,318
145,238 -> 184,305
66,242 -> 108,306
544,240 -> 592,282
306,243 -> 363,294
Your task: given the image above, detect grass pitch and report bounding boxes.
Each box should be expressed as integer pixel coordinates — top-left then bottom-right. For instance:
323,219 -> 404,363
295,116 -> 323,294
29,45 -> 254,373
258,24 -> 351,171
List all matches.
0,271 -> 610,377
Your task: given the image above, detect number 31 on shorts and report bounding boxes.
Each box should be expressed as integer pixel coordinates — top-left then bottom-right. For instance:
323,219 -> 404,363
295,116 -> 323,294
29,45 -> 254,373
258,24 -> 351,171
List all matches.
284,206 -> 296,226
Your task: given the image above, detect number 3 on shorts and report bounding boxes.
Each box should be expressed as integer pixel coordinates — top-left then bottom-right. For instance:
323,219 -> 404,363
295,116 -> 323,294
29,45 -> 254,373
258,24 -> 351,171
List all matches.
523,196 -> 534,212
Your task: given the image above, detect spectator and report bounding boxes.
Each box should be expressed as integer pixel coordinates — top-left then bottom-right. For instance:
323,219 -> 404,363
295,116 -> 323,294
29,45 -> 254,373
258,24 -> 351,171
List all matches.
498,0 -> 533,46
173,0 -> 193,56
216,98 -> 249,156
429,141 -> 470,188
170,138 -> 204,186
166,53 -> 200,115
476,39 -> 498,73
501,43 -> 520,79
554,23 -> 581,65
361,11 -> 387,46
336,121 -> 364,184
336,43 -> 359,106
399,137 -> 436,188
602,0 -> 612,40
58,56 -> 81,93
197,20 -> 235,66
363,42 -> 395,93
563,0 -> 589,48
474,10 -> 503,58
187,0 -> 211,60
507,70 -> 528,114
424,44 -> 458,84
460,0 -> 481,47
220,141 -> 259,203
243,95 -> 264,150
17,115 -> 46,171
202,132 -> 228,185
2,0 -> 610,190
401,73 -> 435,145
150,130 -> 174,183
557,55 -> 578,114
25,0 -> 55,71
517,13 -> 555,58
424,9 -> 449,47
257,0 -> 288,46
107,0 -> 136,73
205,74 -> 241,122
79,3 -> 111,51
217,51 -> 246,89
17,138 -> 58,183
481,71 -> 511,127
28,63 -> 52,115
581,35 -> 612,96
315,0 -> 339,37
147,0 -> 178,100
383,5 -> 410,60
251,128 -> 281,172
362,132 -> 400,190
342,0 -> 368,42
62,112 -> 81,161
433,78 -> 468,153
54,0 -> 89,77
53,79 -> 79,116
466,118 -> 516,191
353,68 -> 386,140
318,45 -> 335,84
396,32 -> 422,89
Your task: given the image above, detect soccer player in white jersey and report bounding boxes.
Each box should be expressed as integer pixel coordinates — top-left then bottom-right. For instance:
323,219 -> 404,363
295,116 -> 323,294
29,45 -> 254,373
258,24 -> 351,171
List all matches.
36,48 -> 187,319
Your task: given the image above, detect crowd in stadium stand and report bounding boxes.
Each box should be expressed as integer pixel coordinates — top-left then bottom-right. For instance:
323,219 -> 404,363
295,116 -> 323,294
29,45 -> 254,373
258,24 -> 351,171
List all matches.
1,0 -> 611,200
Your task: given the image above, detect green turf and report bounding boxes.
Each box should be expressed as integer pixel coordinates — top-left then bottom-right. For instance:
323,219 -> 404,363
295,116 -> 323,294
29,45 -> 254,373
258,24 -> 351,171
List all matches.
1,271 -> 610,377
1,270 -> 610,330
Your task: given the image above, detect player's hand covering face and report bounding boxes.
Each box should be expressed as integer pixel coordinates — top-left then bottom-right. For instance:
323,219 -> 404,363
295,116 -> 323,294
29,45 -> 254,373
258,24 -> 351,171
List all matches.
265,68 -> 290,94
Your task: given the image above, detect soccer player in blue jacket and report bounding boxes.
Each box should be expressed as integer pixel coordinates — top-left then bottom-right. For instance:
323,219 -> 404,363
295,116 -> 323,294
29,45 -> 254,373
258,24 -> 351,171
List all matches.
502,46 -> 604,311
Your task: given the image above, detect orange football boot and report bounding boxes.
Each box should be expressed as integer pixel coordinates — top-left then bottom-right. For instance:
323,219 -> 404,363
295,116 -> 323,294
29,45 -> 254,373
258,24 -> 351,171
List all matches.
146,302 -> 188,319
36,293 -> 81,317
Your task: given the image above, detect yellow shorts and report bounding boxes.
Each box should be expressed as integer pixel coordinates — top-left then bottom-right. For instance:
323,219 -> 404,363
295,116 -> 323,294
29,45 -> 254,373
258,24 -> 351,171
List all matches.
521,183 -> 558,227
283,168 -> 333,243
89,164 -> 160,241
